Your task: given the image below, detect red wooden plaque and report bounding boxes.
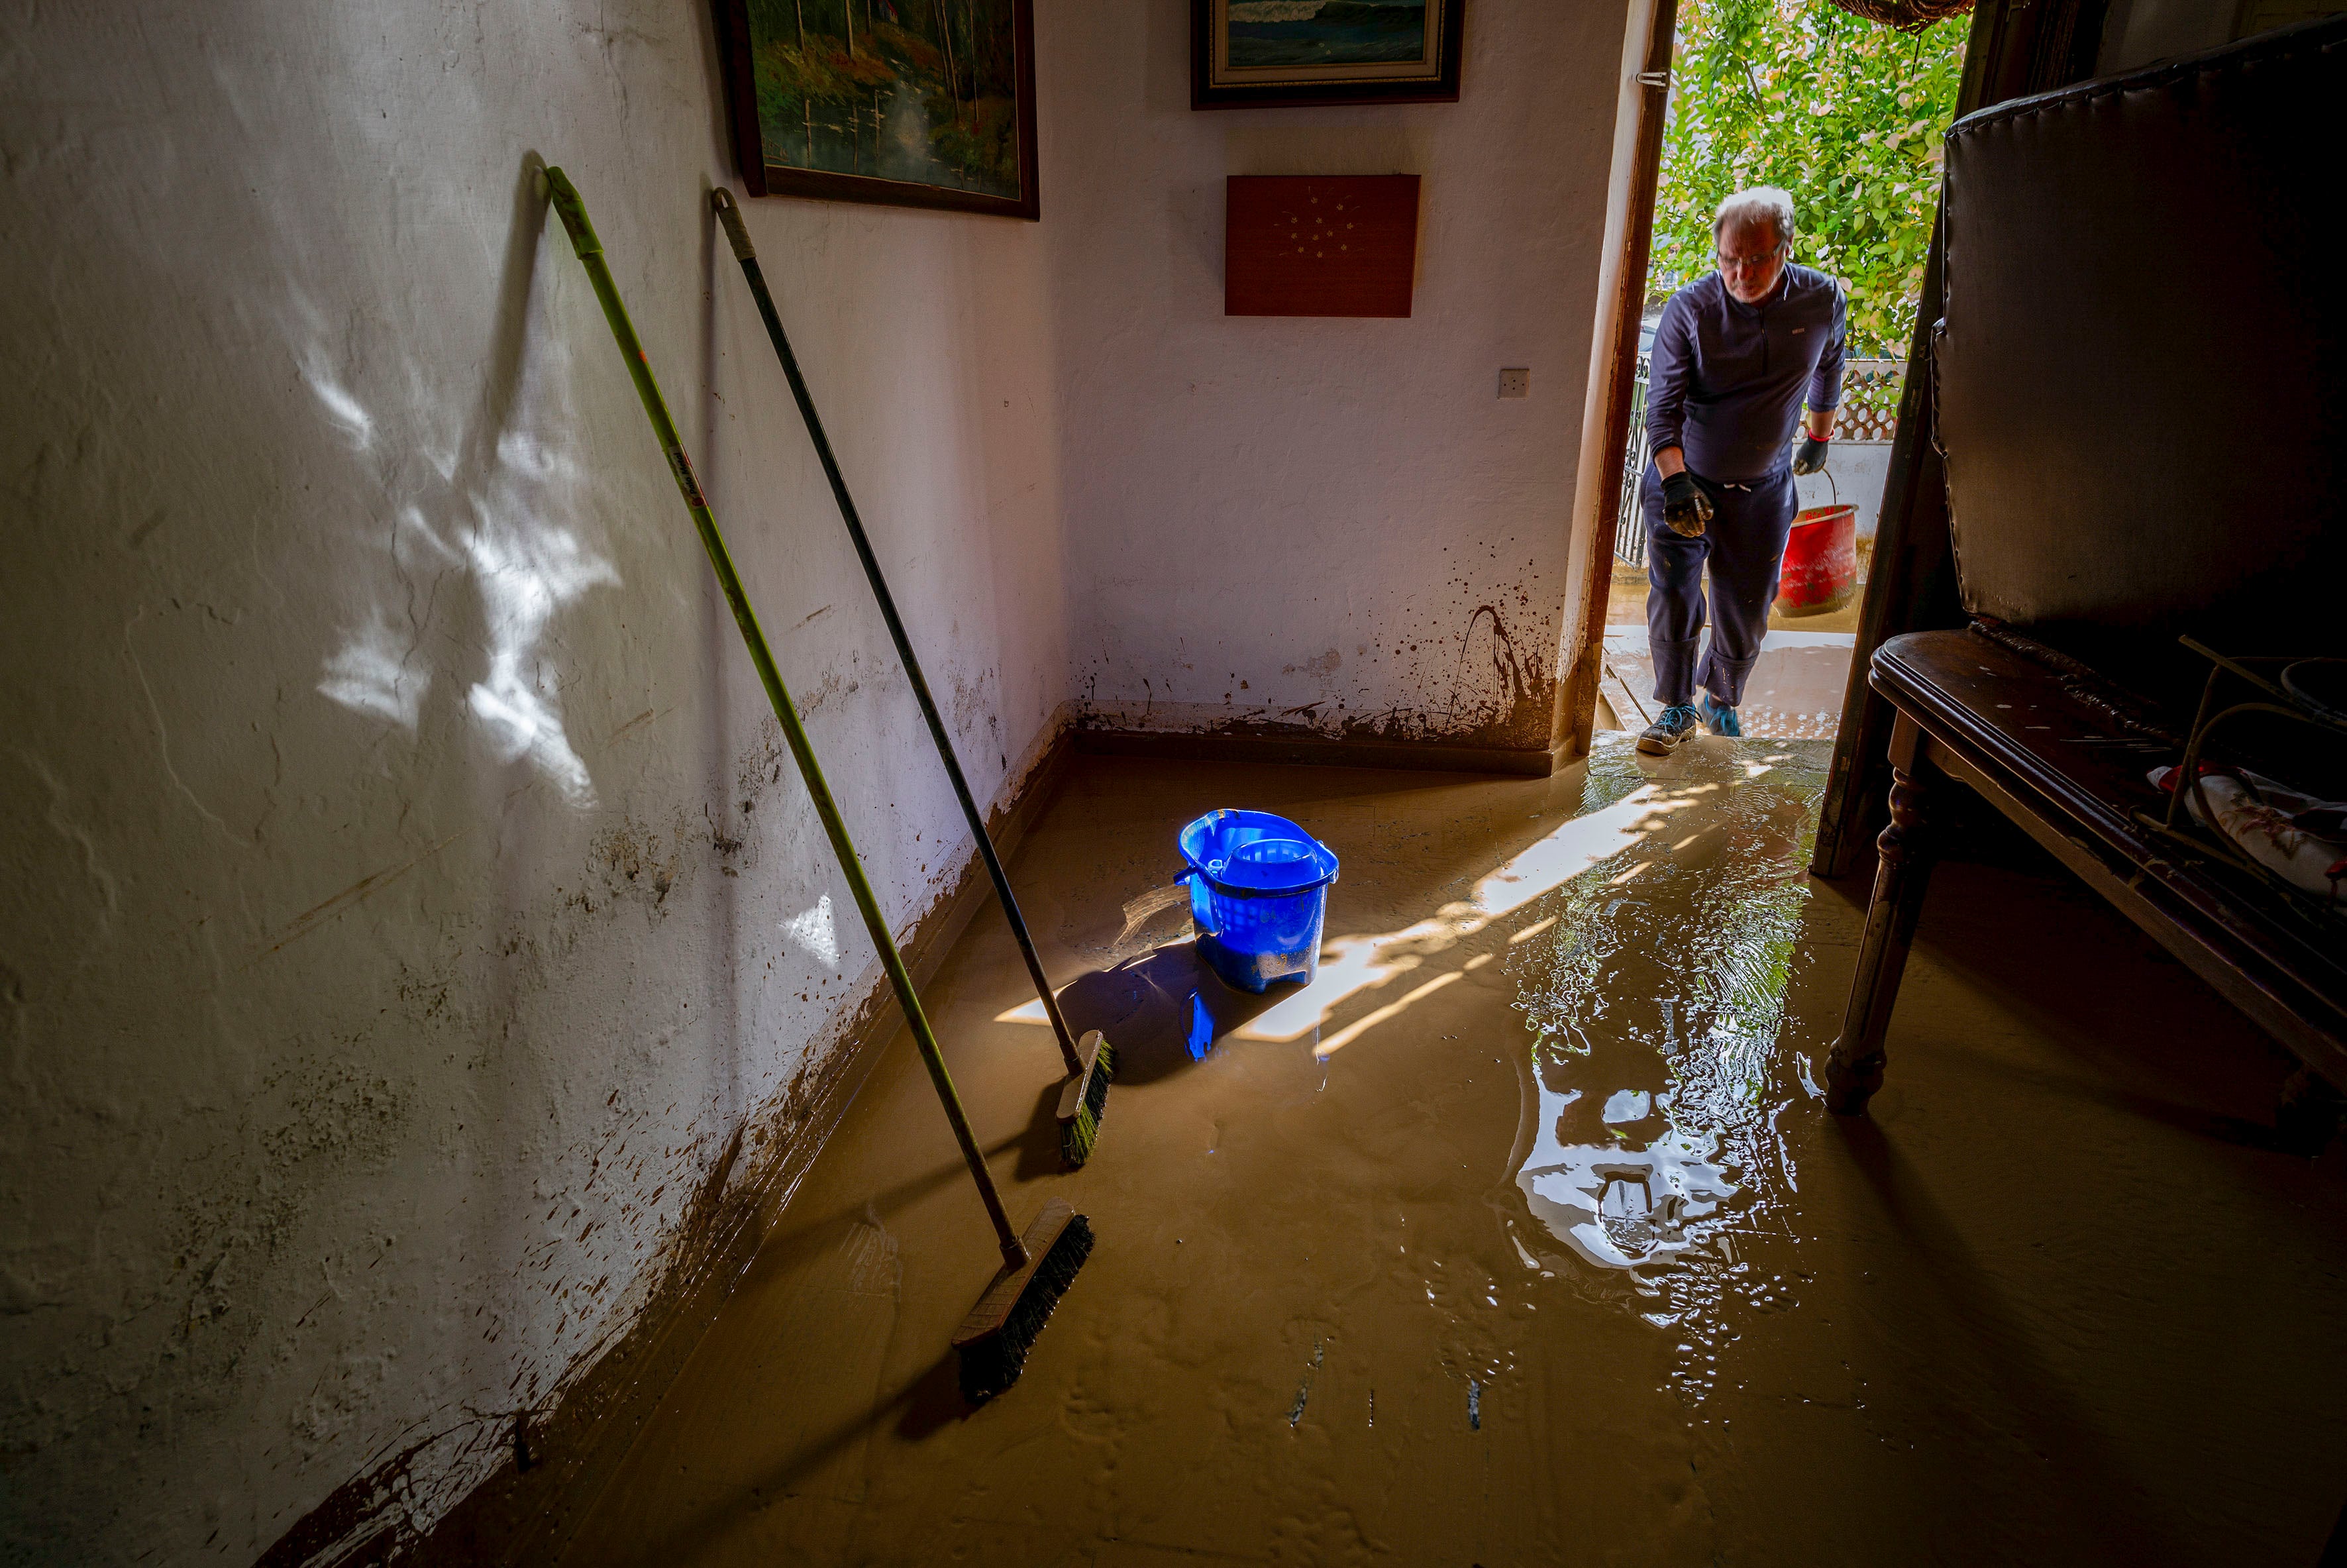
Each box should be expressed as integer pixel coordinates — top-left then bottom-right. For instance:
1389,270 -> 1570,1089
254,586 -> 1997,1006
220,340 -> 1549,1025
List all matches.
1225,176 -> 1420,319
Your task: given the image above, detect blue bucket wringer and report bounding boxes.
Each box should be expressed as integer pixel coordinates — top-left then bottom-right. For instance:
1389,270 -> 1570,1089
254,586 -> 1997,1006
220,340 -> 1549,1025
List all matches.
1178,809 -> 1341,994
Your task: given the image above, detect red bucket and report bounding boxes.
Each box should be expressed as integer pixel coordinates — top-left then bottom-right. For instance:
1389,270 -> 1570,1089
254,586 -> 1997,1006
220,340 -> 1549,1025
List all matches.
1774,504 -> 1858,616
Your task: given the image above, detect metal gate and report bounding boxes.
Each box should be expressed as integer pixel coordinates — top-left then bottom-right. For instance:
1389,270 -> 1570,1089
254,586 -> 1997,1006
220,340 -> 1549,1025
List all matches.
1613,354 -> 1652,569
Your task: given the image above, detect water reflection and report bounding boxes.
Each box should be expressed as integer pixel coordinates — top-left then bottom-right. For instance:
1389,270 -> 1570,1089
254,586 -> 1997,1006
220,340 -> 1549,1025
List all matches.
1011,754 -> 1773,1088
299,287 -> 621,806
1186,992 -> 1215,1062
1507,737 -> 1823,1397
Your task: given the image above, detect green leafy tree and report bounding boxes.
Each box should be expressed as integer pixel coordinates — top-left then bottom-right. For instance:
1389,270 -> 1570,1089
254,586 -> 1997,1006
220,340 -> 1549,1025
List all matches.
1651,0 -> 1965,356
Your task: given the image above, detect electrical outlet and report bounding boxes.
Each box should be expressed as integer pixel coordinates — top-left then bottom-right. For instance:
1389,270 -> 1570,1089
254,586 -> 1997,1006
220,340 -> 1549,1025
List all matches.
1498,368 -> 1530,399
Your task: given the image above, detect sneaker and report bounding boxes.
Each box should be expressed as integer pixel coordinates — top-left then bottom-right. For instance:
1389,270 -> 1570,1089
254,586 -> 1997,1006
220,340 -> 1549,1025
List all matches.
1700,694 -> 1742,737
1638,704 -> 1701,756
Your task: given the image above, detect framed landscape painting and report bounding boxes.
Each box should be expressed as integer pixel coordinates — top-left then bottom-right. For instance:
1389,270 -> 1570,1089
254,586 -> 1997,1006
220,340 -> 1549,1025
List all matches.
715,0 -> 1039,219
1191,0 -> 1465,109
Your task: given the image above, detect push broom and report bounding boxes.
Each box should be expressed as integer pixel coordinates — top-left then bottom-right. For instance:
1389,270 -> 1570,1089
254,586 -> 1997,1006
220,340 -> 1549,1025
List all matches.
707,189 -> 1114,1171
545,168 -> 1086,1402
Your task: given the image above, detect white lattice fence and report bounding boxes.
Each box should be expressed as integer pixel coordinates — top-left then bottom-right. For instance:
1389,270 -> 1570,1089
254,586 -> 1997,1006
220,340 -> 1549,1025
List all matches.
1613,354 -> 1910,568
1836,358 -> 1907,443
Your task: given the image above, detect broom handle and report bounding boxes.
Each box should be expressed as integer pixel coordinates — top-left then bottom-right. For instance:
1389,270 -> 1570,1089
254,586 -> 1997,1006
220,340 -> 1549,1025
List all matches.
545,169 -> 1026,1271
711,189 -> 1086,1079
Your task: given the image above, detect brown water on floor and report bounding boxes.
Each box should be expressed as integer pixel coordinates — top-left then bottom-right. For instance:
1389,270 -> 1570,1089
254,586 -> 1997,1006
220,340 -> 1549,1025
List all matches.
558,739 -> 2347,1566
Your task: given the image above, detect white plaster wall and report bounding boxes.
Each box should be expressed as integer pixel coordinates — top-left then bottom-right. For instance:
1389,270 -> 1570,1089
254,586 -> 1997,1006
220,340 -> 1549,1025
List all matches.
1043,0 -> 1626,753
1796,439 -> 1895,539
0,2 -> 1067,1560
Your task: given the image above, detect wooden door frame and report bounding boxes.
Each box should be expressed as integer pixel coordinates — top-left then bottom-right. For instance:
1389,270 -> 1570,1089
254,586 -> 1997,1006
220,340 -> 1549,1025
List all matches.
1551,0 -> 1681,761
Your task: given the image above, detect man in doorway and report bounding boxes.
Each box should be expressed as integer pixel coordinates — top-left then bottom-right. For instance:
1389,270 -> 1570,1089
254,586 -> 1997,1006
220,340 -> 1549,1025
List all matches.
1636,186 -> 1846,755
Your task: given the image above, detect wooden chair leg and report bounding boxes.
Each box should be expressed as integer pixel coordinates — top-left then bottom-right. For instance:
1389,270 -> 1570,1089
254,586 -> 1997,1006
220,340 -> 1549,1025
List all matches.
1826,715 -> 1938,1114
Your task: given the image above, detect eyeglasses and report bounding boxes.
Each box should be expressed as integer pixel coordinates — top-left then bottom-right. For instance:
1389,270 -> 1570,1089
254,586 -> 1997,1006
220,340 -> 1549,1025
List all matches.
1716,241 -> 1789,272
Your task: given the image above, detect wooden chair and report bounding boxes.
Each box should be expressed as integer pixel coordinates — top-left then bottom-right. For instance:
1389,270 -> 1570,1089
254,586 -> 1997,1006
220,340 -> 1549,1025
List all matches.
1826,16 -> 2347,1146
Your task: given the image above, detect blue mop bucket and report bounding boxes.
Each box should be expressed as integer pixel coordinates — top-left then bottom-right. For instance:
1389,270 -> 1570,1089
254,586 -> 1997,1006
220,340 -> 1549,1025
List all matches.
1178,810 -> 1341,994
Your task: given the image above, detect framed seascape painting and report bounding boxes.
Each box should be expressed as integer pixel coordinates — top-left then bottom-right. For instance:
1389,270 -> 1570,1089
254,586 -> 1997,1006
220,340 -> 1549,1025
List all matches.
715,0 -> 1039,219
1191,0 -> 1465,109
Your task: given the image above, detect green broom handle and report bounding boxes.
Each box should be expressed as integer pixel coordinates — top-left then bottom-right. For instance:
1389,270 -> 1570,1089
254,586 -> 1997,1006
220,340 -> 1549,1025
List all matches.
543,168 -> 1026,1271
709,189 -> 1086,1079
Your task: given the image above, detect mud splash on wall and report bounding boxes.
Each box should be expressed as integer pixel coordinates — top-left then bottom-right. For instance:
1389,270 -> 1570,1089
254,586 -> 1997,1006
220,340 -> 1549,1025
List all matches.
250,941 -> 874,1565
251,717 -> 1078,1564
1077,590 -> 1561,757
3,41 -> 1070,1565
1049,0 -> 1607,773
258,1078 -> 816,1568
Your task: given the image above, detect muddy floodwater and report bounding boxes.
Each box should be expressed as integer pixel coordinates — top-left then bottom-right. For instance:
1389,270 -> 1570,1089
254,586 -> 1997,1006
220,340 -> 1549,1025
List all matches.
556,737 -> 2347,1565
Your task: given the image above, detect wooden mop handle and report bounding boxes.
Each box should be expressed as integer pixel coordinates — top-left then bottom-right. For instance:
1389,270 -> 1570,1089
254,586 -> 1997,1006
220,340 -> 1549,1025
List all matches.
543,167 -> 1027,1271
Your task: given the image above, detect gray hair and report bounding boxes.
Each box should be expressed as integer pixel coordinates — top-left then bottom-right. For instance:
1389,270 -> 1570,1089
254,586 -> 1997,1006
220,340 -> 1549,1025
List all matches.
1712,187 -> 1795,246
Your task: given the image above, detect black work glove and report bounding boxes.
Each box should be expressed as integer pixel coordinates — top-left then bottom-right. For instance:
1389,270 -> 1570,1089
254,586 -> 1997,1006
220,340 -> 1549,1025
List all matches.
1661,470 -> 1713,539
1792,433 -> 1830,476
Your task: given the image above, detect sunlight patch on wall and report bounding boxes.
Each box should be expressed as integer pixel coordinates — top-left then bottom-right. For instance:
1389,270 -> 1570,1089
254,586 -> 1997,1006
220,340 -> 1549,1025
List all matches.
303,297 -> 620,807
457,450 -> 621,806
317,605 -> 430,731
782,894 -> 842,969
301,351 -> 376,452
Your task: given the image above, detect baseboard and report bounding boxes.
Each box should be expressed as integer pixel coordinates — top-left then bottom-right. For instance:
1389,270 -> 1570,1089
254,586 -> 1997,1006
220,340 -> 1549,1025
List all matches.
284,719 -> 1082,1567
1072,724 -> 1565,778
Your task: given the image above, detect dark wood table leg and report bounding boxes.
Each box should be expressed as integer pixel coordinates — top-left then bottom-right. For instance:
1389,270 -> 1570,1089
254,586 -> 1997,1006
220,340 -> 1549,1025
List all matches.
1826,711 -> 1938,1114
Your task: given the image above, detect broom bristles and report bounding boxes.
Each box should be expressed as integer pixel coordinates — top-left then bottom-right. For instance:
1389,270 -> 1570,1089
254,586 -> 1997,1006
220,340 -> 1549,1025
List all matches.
956,1212 -> 1094,1404
1058,1036 -> 1116,1169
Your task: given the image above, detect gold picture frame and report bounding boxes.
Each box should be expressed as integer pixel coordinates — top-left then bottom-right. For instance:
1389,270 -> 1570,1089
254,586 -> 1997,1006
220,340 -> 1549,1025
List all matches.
1191,0 -> 1465,109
